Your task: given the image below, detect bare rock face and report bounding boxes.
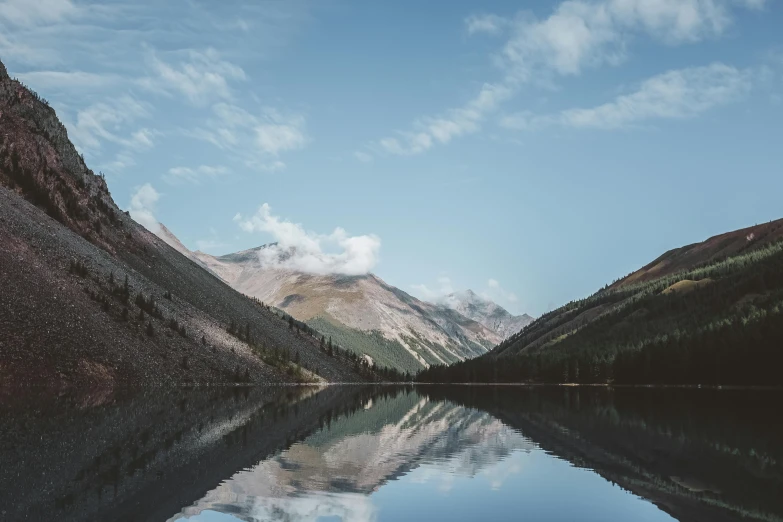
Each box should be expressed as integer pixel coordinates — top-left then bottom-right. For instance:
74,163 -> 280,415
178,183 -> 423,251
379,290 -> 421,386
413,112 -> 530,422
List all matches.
0,62 -> 111,248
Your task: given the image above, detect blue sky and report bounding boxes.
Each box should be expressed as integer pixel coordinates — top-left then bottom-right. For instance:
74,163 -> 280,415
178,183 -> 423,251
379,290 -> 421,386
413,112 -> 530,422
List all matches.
2,0 -> 782,316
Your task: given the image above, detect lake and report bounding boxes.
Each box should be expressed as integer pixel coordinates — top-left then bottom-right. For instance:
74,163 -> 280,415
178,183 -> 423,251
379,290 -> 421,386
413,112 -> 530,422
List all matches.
1,386 -> 781,522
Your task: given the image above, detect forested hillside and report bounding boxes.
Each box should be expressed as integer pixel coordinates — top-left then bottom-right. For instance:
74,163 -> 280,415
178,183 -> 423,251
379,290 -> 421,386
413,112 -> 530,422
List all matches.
418,220 -> 783,386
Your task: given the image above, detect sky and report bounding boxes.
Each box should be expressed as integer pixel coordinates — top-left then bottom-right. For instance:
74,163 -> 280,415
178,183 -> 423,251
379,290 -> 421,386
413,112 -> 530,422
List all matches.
2,0 -> 782,316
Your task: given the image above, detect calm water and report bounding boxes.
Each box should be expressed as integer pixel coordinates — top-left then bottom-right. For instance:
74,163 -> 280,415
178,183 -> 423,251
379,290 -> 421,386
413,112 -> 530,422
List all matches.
1,386 -> 781,522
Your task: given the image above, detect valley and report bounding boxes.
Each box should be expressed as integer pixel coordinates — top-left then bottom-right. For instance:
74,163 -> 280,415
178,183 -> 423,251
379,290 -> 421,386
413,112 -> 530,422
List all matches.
419,219 -> 783,385
158,229 -> 531,373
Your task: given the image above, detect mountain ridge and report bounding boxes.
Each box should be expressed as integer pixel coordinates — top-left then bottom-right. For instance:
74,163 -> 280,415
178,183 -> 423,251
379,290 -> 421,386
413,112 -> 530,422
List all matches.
418,217 -> 783,385
0,58 -> 372,386
159,233 -> 527,372
440,289 -> 534,339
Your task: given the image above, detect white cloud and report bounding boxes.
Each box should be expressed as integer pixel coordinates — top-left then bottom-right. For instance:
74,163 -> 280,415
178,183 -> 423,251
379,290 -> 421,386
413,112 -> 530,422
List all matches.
164,165 -> 228,185
15,70 -> 121,90
411,277 -> 455,301
465,14 -> 508,35
374,0 -> 760,156
128,183 -> 161,233
0,32 -> 55,65
0,0 -> 77,27
354,151 -> 373,163
255,111 -> 307,156
481,279 -> 519,305
190,103 -> 307,167
66,95 -> 152,151
412,277 -> 519,308
141,47 -> 246,106
234,204 -> 381,275
499,0 -> 740,80
59,96 -> 157,174
379,82 -> 513,155
502,63 -> 751,130
101,152 -> 136,173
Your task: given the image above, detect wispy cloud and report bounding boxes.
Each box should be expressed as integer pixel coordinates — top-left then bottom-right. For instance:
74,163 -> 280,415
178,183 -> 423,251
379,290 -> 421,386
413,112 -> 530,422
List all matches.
164,165 -> 228,185
190,103 -> 307,170
1,0 -> 314,185
502,63 -> 751,130
465,14 -> 508,36
234,203 -> 381,275
128,183 -> 161,233
67,96 -> 151,150
139,47 -> 246,106
15,70 -> 121,90
411,276 -> 454,301
255,109 -> 307,155
0,0 -> 77,27
354,151 -> 373,163
55,95 -> 157,175
374,0 -> 761,156
481,278 -> 518,305
379,83 -> 513,155
412,276 -> 520,309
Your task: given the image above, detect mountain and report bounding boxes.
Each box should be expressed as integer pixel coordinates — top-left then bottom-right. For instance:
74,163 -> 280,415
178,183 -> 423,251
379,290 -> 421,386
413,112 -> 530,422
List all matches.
163,243 -> 507,373
419,219 -> 783,385
440,289 -> 534,339
179,390 -> 533,521
0,58 -> 370,386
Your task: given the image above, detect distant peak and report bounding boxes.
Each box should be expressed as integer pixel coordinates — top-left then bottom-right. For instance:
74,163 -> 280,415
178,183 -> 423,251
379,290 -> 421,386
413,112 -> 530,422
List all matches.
0,59 -> 8,81
447,289 -> 483,303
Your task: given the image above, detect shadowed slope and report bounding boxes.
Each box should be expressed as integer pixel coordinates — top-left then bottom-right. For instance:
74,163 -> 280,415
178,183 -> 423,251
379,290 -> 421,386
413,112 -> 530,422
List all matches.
0,58 -> 368,386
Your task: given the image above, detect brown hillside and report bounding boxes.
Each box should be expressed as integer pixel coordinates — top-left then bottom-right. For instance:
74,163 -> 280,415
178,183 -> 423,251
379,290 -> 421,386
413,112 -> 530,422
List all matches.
612,219 -> 783,289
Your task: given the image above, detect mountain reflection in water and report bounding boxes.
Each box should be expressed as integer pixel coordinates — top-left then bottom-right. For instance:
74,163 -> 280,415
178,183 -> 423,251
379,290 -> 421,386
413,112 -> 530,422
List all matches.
0,386 -> 781,522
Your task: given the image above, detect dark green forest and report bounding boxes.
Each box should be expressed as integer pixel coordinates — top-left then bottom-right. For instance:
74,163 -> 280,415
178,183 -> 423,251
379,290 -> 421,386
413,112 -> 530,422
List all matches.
418,236 -> 783,386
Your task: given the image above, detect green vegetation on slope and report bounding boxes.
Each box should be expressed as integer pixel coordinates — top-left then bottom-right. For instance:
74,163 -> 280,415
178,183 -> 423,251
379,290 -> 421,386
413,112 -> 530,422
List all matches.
418,230 -> 783,386
307,316 -> 423,375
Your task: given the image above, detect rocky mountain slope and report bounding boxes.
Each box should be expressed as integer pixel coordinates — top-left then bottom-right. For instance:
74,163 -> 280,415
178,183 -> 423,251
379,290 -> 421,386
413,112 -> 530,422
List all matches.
441,290 -> 533,339
162,243 -> 505,373
419,218 -> 783,385
0,58 -> 370,386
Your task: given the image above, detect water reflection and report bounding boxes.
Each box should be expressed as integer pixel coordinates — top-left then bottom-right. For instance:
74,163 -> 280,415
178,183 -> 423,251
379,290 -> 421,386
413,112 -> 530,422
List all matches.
1,386 -> 781,522
173,392 -> 534,522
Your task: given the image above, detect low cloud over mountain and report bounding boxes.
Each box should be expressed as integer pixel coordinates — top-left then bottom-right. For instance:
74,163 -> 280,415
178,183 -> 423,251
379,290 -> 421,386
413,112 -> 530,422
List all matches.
234,203 -> 381,276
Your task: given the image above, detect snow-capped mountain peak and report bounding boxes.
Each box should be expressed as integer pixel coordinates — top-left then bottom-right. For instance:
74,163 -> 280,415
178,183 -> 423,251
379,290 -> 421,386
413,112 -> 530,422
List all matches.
440,290 -> 533,340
